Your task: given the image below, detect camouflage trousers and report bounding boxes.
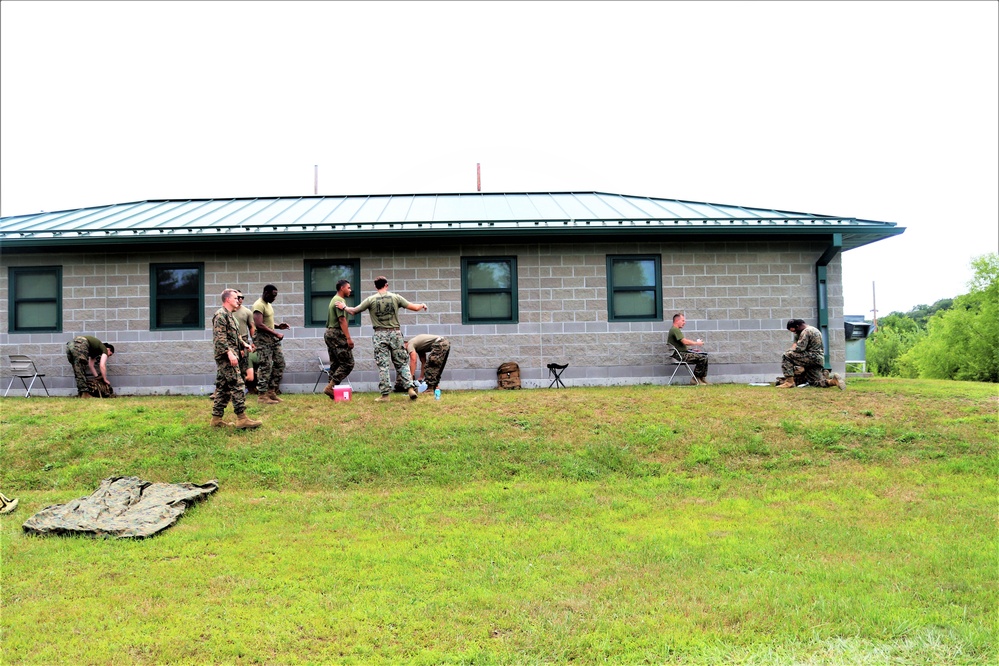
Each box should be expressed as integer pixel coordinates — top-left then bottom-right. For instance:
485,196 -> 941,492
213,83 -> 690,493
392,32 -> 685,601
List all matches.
373,329 -> 414,395
781,351 -> 825,385
324,327 -> 355,386
213,358 -> 246,417
65,336 -> 93,393
238,336 -> 251,377
255,336 -> 285,393
680,351 -> 709,379
394,337 -> 451,392
421,338 -> 451,390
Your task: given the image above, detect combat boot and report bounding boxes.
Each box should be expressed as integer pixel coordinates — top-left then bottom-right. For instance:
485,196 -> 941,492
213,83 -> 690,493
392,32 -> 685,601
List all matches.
234,412 -> 262,429
258,392 -> 279,405
776,377 -> 796,389
210,415 -> 234,428
265,390 -> 283,403
408,387 -> 418,400
323,383 -> 337,400
827,372 -> 846,390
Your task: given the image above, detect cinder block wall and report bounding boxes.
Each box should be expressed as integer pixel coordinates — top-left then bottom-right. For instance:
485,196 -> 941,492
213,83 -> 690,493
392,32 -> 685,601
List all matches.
0,240 -> 844,395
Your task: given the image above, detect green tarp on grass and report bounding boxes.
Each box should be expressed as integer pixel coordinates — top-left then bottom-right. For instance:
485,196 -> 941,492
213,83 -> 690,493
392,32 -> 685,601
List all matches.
22,476 -> 218,538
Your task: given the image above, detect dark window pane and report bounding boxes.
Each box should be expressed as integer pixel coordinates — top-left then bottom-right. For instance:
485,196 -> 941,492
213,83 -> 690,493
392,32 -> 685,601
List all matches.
614,291 -> 657,317
157,299 -> 199,328
312,264 -> 353,292
156,268 -> 200,296
16,272 -> 58,299
467,261 -> 511,289
468,293 -> 512,320
16,302 -> 58,329
611,259 -> 655,287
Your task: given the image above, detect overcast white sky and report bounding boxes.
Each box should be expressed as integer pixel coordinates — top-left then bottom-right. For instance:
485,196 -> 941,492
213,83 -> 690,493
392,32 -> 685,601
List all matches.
2,1 -> 996,317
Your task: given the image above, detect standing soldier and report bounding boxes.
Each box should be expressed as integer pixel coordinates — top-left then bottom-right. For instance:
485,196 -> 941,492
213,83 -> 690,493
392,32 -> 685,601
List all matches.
212,289 -> 262,429
232,290 -> 256,390
338,276 -> 427,402
322,279 -> 355,401
252,284 -> 290,404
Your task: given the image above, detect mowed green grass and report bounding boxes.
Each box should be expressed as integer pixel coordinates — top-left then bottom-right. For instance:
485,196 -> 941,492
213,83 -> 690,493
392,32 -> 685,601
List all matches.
1,379 -> 996,665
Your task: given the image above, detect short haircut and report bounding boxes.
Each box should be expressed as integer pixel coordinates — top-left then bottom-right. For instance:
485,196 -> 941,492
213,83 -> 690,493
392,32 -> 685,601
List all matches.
336,279 -> 350,291
374,276 -> 388,289
221,288 -> 239,303
263,284 -> 278,294
787,318 -> 805,330
672,313 -> 683,323
105,344 -> 115,355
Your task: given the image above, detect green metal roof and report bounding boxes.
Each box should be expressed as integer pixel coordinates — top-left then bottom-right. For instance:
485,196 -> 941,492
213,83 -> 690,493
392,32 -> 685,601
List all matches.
0,192 -> 904,250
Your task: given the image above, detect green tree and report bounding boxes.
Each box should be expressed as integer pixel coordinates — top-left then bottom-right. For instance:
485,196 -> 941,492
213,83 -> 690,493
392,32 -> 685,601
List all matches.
902,298 -> 954,327
867,313 -> 924,377
902,253 -> 999,382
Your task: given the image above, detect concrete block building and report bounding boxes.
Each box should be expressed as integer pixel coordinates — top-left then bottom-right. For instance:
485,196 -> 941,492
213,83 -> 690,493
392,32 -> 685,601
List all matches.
0,192 -> 903,395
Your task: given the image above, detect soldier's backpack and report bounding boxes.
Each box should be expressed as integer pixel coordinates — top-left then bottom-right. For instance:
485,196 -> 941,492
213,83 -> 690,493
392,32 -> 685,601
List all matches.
85,378 -> 115,398
497,362 -> 521,390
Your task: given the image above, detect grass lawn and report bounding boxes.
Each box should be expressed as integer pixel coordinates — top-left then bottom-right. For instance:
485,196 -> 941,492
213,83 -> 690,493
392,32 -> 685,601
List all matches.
1,378 -> 996,664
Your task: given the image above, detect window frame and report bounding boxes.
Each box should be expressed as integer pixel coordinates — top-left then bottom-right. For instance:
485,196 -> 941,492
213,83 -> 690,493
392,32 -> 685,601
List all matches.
8,266 -> 62,333
149,262 -> 205,331
304,259 -> 361,328
606,254 -> 663,322
461,256 -> 518,325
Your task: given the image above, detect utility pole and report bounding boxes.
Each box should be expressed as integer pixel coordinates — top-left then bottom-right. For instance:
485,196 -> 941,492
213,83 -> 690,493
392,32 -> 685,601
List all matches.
871,281 -> 878,328
477,163 -> 481,192
314,165 -> 318,195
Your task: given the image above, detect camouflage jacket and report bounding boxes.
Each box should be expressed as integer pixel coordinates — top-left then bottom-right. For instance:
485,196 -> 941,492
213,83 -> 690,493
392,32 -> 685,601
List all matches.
212,307 -> 240,362
793,325 -> 824,356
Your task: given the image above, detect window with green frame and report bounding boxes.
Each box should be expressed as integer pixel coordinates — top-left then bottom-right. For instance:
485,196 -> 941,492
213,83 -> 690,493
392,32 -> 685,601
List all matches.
150,263 -> 204,330
461,257 -> 518,324
606,255 -> 662,321
305,260 -> 360,327
8,266 -> 62,332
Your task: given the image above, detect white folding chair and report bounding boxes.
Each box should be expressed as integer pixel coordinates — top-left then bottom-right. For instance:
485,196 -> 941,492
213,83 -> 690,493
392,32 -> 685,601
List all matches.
5,354 -> 51,397
665,343 -> 696,386
313,351 -> 332,393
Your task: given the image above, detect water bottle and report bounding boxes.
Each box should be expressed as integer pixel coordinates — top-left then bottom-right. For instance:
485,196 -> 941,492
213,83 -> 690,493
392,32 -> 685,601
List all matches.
434,388 -> 441,400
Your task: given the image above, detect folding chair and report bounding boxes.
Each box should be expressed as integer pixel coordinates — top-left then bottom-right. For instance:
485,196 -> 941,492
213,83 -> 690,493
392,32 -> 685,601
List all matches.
313,351 -> 332,393
5,354 -> 50,397
665,344 -> 696,386
547,362 -> 568,389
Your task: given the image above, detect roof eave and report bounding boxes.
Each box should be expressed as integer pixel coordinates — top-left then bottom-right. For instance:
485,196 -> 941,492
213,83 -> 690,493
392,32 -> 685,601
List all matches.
0,224 -> 904,252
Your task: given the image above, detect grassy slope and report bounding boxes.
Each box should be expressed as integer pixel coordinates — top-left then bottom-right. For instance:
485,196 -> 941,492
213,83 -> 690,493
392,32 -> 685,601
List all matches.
1,379 -> 996,664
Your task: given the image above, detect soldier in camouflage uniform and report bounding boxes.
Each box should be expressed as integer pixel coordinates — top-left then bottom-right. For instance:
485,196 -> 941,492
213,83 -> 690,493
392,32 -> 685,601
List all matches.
65,335 -> 114,398
322,279 -> 355,401
777,319 -> 845,389
339,276 -> 427,402
212,289 -> 262,429
252,284 -> 290,404
399,334 -> 451,393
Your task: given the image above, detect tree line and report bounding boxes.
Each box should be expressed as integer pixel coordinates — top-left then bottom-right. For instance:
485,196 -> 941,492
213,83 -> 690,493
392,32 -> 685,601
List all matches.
866,253 -> 998,382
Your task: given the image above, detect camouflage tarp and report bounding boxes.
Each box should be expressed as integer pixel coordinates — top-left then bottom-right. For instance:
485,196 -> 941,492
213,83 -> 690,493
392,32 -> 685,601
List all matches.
22,476 -> 218,538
